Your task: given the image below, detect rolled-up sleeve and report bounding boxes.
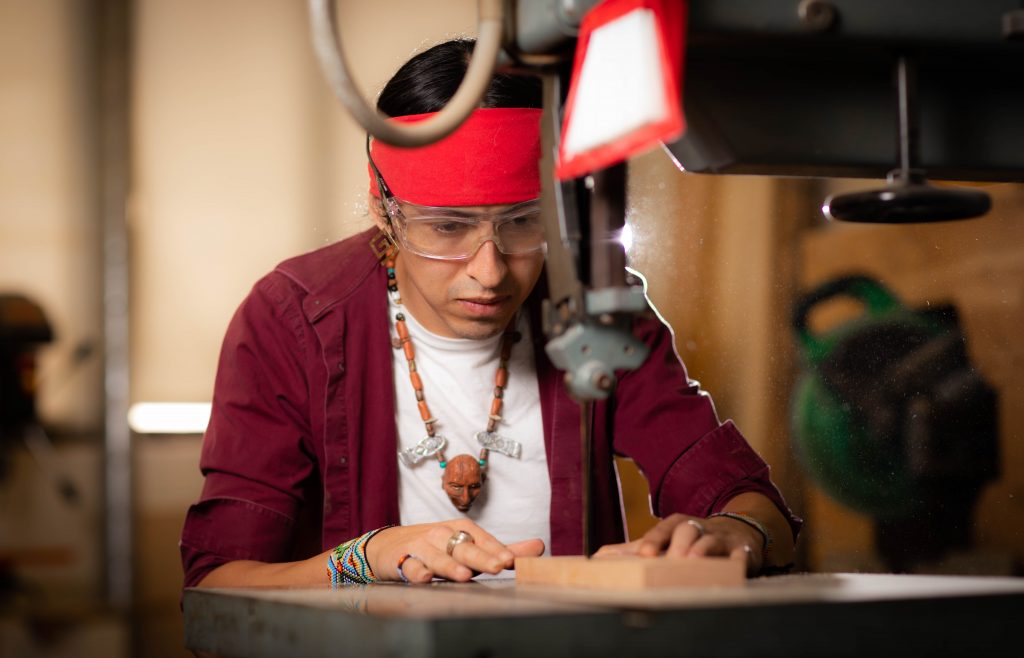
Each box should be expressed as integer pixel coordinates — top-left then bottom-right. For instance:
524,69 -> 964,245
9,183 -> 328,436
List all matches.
612,315 -> 801,540
180,274 -> 316,587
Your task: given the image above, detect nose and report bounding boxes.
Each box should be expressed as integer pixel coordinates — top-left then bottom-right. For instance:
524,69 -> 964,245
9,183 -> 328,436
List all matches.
464,237 -> 509,289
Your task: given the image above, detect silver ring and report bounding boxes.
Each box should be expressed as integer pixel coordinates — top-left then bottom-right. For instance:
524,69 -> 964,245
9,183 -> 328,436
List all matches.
446,530 -> 474,556
686,519 -> 706,538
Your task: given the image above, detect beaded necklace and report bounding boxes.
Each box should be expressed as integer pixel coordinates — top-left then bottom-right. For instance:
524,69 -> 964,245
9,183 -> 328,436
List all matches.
385,251 -> 523,513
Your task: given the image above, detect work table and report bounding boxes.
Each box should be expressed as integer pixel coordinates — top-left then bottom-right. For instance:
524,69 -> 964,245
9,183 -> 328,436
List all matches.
184,572 -> 1023,657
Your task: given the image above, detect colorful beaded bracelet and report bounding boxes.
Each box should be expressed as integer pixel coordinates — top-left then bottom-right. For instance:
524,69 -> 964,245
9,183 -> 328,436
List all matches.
327,526 -> 390,587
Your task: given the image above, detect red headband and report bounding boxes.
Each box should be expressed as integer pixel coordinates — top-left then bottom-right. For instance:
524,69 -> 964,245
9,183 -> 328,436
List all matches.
368,108 -> 542,206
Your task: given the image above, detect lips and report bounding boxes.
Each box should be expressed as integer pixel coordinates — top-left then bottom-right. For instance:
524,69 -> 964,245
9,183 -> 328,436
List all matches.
457,295 -> 510,317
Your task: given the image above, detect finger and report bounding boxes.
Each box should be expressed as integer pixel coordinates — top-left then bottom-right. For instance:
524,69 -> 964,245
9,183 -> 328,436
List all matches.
729,544 -> 753,562
415,543 -> 475,582
730,544 -> 758,575
637,514 -> 687,556
398,554 -> 434,584
450,541 -> 508,575
659,519 -> 708,556
441,524 -> 518,571
664,519 -> 704,557
506,538 -> 545,558
450,521 -> 516,565
592,541 -> 637,557
685,533 -> 728,558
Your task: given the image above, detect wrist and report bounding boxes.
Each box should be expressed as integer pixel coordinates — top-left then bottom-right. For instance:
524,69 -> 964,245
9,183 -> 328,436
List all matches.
328,526 -> 392,586
362,525 -> 393,579
707,511 -> 771,564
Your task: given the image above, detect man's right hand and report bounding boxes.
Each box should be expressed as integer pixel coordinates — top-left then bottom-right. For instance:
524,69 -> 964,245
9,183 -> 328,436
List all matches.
366,520 -> 544,583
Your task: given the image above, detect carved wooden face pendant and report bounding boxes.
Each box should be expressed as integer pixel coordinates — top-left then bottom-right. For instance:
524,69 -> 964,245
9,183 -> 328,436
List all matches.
442,454 -> 485,512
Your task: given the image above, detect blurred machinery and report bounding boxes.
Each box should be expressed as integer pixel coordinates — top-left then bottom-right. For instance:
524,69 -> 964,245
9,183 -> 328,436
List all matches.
1,295 -> 52,475
0,294 -> 79,504
0,296 -> 56,601
791,276 -> 999,571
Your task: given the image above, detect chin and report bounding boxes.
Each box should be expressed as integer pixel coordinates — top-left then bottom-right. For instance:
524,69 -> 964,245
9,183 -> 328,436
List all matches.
450,317 -> 509,340
459,326 -> 506,341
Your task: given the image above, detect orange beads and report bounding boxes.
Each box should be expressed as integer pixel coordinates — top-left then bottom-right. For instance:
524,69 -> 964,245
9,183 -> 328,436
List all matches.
388,256 -> 519,507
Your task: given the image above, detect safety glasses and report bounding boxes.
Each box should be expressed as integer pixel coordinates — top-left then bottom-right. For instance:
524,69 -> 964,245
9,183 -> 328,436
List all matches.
367,136 -> 546,260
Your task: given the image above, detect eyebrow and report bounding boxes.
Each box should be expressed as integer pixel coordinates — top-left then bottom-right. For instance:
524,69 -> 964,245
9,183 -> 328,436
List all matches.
441,209 -> 479,219
404,200 -> 540,220
408,208 -> 509,220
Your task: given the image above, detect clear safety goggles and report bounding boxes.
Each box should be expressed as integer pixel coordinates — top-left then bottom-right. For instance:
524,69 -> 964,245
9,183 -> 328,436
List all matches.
384,197 -> 545,260
368,135 -> 546,261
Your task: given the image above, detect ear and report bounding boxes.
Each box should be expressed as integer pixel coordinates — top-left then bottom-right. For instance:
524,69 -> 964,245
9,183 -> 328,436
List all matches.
367,192 -> 390,233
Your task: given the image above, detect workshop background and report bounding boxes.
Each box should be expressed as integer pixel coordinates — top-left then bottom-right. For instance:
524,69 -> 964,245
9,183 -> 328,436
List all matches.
2,1 -> 1023,657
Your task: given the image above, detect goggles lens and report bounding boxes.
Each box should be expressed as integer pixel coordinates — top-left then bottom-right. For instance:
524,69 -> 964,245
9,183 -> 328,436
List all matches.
389,198 -> 545,260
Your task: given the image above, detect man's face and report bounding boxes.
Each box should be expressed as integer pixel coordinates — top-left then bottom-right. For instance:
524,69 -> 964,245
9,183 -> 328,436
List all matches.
441,454 -> 485,512
377,203 -> 545,340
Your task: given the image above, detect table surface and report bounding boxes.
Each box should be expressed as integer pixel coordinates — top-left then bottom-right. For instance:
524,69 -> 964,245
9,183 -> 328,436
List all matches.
184,572 -> 1024,658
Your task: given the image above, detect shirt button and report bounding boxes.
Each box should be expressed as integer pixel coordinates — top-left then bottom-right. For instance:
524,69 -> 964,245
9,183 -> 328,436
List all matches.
339,456 -> 347,465
337,362 -> 346,375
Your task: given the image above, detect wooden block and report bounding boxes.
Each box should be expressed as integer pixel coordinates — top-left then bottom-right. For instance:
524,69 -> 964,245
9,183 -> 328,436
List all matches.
515,555 -> 746,590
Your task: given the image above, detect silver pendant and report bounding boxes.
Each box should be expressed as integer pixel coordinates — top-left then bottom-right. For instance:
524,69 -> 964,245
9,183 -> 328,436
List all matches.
399,434 -> 447,467
475,431 -> 522,459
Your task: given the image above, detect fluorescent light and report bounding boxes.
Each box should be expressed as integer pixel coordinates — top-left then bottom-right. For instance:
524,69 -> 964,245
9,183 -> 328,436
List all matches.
127,402 -> 211,434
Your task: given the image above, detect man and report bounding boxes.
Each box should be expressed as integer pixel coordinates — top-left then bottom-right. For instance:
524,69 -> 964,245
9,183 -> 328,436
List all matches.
181,39 -> 800,588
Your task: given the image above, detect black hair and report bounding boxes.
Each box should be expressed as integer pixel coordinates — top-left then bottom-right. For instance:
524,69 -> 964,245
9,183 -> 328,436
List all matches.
376,38 -> 542,116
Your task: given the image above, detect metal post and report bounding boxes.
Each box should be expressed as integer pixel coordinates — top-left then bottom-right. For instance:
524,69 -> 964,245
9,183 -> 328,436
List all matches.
587,164 -> 627,290
895,55 -> 918,180
580,400 -> 593,557
96,0 -> 133,611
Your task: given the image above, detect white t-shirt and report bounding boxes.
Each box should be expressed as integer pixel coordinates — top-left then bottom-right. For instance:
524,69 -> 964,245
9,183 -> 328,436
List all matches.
390,295 -> 551,557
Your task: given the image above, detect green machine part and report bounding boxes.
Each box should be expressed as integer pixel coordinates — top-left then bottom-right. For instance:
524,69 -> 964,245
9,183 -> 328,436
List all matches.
790,275 -> 950,520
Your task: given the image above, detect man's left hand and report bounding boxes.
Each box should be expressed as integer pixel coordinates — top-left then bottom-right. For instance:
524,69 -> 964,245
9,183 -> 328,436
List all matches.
593,513 -> 763,575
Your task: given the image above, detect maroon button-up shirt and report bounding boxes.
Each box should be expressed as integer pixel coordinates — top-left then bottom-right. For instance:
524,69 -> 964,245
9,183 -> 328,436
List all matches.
180,228 -> 800,587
